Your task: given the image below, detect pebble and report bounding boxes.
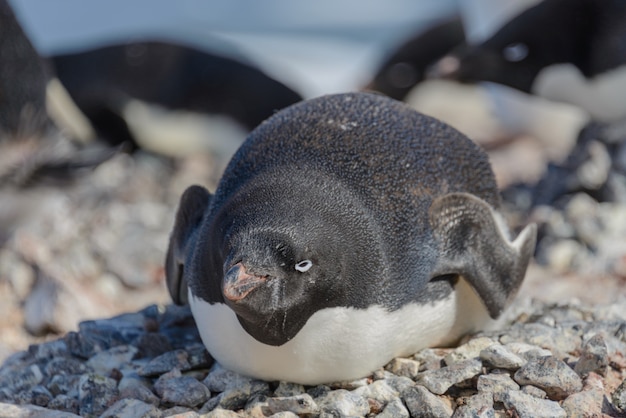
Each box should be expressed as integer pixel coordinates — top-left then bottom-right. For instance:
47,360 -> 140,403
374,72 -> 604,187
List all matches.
418,358 -> 483,394
574,333 -> 609,376
613,377 -> 626,411
377,397 -> 410,418
100,398 -> 161,418
403,384 -> 453,418
494,390 -> 566,418
315,389 -> 370,417
479,344 -> 525,369
385,357 -> 420,378
265,394 -> 319,415
476,373 -> 520,394
513,356 -> 583,400
1,298 -> 626,417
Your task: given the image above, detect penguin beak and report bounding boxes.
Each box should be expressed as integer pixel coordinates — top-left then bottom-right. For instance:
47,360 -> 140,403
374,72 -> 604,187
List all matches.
223,262 -> 268,302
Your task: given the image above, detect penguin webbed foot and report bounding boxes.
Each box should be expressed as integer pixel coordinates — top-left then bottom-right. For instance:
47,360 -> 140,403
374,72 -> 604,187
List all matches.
428,192 -> 537,319
166,185 -> 212,305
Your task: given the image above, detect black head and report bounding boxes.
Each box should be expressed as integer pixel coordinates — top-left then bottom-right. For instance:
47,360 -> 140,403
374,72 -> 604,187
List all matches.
433,0 -> 591,92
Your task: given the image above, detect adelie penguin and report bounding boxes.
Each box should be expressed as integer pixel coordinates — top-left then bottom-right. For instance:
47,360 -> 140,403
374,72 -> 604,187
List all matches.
166,92 -> 536,384
433,0 -> 626,122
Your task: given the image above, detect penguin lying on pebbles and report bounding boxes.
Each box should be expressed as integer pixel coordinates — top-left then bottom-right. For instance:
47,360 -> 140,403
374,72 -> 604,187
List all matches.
166,92 -> 536,384
433,0 -> 626,122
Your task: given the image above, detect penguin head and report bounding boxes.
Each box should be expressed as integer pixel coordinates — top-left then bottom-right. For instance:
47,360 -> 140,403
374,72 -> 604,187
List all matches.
217,218 -> 344,345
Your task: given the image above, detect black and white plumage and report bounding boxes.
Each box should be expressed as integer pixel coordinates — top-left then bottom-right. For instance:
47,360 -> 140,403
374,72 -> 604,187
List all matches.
434,0 -> 626,122
166,92 -> 536,384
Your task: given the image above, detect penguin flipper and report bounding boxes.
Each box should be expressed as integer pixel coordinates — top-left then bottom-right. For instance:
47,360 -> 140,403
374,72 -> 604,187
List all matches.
428,192 -> 536,319
165,185 -> 212,305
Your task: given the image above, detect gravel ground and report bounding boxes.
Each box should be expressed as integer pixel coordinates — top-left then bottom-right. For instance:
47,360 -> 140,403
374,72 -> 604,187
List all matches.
1,118 -> 626,416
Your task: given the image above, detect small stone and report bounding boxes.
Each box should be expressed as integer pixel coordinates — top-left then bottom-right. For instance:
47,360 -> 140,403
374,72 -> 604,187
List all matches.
453,392 -> 494,418
78,373 -> 119,417
100,398 -> 161,418
138,349 -> 190,376
28,339 -> 69,360
386,357 -> 420,379
0,364 -> 43,392
0,402 -> 81,418
47,394 -> 80,414
612,377 -> 626,411
495,390 -> 566,418
186,344 -> 213,369
504,342 -> 552,362
30,385 -> 53,407
86,345 -> 138,375
273,381 -> 305,397
154,375 -> 211,407
403,384 -> 453,418
44,357 -> 87,376
377,398 -> 410,418
418,358 -> 483,394
574,334 -> 609,376
329,377 -> 370,390
384,375 -> 415,395
267,412 -> 298,418
353,380 -> 399,404
479,344 -> 525,369
413,348 -> 445,371
514,356 -> 583,400
204,408 -> 243,417
203,363 -> 248,393
118,373 -> 160,406
217,379 -> 270,410
315,389 -> 370,417
47,374 -> 82,397
562,386 -> 605,418
132,332 -> 173,358
444,337 -> 495,365
266,394 -> 319,415
521,385 -> 547,399
476,373 -> 520,394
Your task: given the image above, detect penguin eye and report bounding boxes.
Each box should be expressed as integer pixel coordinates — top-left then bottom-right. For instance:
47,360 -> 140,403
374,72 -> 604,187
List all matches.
295,260 -> 313,273
503,42 -> 528,62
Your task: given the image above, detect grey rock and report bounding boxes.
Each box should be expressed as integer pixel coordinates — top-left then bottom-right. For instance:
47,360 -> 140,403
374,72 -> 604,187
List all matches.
418,358 -> 483,395
613,377 -> 626,411
161,406 -> 197,417
267,412 -> 298,418
499,323 -> 580,355
383,375 -> 415,395
138,349 -> 190,377
185,344 -> 213,369
86,345 -> 137,375
561,386 -> 605,418
0,364 -> 43,392
100,398 -> 162,418
521,385 -> 547,399
377,398 -> 410,418
266,394 -> 319,415
30,385 -> 53,407
315,389 -> 370,417
154,375 -> 211,407
47,374 -> 81,398
204,408 -> 243,417
47,394 -> 80,414
217,378 -> 270,411
273,381 -> 305,397
329,377 -> 370,390
476,373 -> 520,394
403,384 -> 453,418
118,373 -> 159,406
132,332 -> 173,359
495,390 -> 566,418
444,337 -> 495,365
513,356 -> 583,400
77,373 -> 119,417
203,363 -> 248,393
452,392 -> 495,418
385,357 -> 420,379
0,401 -> 81,417
504,342 -> 552,362
413,348 -> 445,371
28,339 -> 69,360
44,357 -> 87,377
479,344 -> 525,369
353,379 -> 399,404
574,333 -> 609,376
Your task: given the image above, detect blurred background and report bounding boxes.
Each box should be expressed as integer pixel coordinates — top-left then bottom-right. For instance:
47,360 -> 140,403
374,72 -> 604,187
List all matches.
1,0 -> 625,363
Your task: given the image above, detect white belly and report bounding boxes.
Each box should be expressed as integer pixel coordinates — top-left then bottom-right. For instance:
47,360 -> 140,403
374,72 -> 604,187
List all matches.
189,279 -> 493,385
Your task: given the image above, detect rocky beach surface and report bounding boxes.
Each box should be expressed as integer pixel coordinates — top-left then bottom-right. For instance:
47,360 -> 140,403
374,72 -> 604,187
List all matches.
1,120 -> 626,417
